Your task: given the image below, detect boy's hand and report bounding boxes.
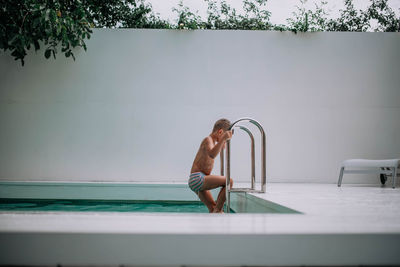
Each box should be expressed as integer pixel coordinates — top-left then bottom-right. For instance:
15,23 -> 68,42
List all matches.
222,130 -> 233,141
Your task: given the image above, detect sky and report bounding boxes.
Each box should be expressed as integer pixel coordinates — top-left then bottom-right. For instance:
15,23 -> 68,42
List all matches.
147,0 -> 400,26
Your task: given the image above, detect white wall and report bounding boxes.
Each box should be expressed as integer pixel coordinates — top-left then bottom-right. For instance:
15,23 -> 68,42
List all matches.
0,29 -> 399,183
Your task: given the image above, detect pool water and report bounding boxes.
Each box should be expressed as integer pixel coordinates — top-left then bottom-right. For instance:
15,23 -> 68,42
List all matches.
0,199 -> 228,213
0,182 -> 300,214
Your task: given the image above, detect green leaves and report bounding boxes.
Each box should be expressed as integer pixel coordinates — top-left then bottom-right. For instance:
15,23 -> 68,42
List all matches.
286,0 -> 399,33
1,0 -> 398,67
170,0 -> 398,32
173,0 -> 273,30
44,49 -> 51,58
81,0 -> 171,29
1,0 -> 93,65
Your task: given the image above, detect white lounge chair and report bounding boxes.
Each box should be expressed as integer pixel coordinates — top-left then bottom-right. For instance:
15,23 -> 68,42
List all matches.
338,159 -> 400,188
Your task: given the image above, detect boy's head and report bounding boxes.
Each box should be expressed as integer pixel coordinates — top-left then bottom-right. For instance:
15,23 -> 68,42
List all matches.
212,118 -> 231,141
212,118 -> 231,133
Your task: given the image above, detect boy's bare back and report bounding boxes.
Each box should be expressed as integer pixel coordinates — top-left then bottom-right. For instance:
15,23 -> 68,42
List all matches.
190,137 -> 215,176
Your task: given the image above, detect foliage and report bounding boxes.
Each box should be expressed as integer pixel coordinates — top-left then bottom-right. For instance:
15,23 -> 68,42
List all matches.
288,0 -> 400,32
286,0 -> 330,32
0,0 -> 93,66
83,0 -> 171,29
0,0 -> 170,66
171,0 -> 399,33
273,0 -> 399,33
363,0 -> 399,31
326,0 -> 371,31
1,0 -> 399,66
172,1 -> 203,29
172,0 -> 273,30
206,0 -> 272,30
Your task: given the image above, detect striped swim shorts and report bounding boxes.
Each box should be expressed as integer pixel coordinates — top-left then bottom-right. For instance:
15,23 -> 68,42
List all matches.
188,172 -> 205,193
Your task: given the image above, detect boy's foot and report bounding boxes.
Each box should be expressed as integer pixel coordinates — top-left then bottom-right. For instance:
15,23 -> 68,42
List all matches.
212,208 -> 224,213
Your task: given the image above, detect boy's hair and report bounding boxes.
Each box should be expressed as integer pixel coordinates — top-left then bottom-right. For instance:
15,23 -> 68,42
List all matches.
212,118 -> 231,133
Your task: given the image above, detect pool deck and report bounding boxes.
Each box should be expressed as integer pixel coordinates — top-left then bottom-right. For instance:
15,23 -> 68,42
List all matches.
1,182 -> 400,266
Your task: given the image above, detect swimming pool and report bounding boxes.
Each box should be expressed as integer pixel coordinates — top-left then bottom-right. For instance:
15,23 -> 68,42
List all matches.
1,182 -> 397,267
0,182 -> 299,214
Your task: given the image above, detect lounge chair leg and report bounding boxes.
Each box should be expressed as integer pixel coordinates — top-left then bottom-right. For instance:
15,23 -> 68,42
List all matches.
393,167 -> 397,189
338,167 -> 344,187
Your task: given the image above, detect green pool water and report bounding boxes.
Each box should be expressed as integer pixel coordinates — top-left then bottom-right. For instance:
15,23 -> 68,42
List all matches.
0,182 -> 300,214
0,199 -> 222,213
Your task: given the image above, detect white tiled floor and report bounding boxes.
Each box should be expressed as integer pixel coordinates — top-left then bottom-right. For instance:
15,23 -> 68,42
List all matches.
1,183 -> 399,234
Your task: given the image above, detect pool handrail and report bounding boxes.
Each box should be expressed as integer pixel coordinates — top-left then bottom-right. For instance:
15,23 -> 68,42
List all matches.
235,125 -> 256,189
224,117 -> 267,213
220,125 -> 255,190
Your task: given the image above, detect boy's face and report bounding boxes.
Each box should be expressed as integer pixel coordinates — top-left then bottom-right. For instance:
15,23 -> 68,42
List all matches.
216,128 -> 233,142
217,129 -> 224,141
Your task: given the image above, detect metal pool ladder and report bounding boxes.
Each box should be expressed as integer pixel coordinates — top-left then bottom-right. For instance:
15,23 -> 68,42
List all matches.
220,118 -> 267,213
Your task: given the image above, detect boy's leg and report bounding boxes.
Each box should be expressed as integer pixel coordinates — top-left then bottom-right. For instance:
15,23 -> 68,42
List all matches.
201,175 -> 233,213
197,190 -> 216,213
201,175 -> 226,190
214,178 -> 233,212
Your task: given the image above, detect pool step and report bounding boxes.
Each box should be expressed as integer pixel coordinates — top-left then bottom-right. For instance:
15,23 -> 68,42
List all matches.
230,188 -> 263,193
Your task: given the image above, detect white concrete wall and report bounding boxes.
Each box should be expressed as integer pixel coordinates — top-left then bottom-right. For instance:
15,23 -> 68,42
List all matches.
0,29 -> 399,183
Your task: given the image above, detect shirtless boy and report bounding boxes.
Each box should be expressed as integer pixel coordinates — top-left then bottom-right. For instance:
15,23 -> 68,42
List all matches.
188,118 -> 234,213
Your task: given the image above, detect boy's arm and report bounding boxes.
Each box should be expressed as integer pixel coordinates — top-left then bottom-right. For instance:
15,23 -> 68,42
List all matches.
207,131 -> 232,159
207,139 -> 226,159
